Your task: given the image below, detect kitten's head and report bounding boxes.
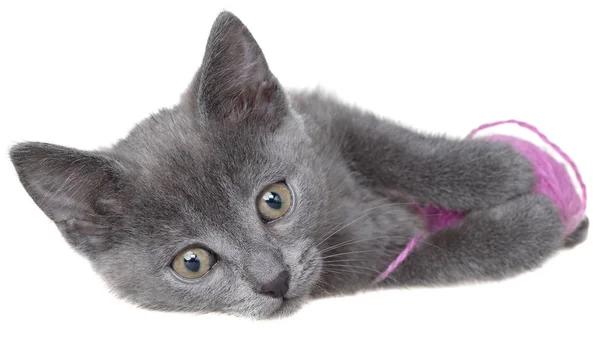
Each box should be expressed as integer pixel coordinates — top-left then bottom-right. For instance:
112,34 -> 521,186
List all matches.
10,12 -> 336,319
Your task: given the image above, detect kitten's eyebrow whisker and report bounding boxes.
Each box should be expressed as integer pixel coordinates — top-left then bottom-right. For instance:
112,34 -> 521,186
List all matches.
325,178 -> 347,197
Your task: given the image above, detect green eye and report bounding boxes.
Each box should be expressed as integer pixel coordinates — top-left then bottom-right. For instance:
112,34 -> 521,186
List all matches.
257,182 -> 292,221
171,248 -> 216,279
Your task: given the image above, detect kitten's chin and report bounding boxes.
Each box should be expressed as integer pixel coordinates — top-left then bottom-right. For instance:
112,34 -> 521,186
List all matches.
262,297 -> 304,319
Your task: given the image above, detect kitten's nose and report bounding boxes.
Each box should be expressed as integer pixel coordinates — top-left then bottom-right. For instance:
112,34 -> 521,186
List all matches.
259,270 -> 290,299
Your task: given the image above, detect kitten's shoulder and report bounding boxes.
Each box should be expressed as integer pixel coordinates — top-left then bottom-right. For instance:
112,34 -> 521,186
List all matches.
288,89 -> 368,126
289,89 -> 353,118
287,88 -> 383,142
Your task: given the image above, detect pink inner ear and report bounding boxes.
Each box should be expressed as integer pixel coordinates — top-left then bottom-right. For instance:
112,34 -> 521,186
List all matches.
257,80 -> 273,104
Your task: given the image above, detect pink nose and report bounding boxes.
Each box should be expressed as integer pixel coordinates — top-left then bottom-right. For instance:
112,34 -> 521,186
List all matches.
259,270 -> 290,298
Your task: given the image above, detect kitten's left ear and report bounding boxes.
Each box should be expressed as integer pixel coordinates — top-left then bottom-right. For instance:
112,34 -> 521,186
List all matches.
188,11 -> 288,125
10,142 -> 126,256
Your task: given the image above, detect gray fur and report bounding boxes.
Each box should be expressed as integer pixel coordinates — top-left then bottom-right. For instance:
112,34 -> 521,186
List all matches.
9,12 -> 588,319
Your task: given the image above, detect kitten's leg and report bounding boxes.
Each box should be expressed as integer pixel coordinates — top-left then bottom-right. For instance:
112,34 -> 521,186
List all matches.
327,103 -> 536,211
385,194 -> 566,286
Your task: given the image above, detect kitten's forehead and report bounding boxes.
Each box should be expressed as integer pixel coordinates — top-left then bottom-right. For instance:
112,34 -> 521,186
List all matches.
115,103 -> 307,175
112,107 -> 308,225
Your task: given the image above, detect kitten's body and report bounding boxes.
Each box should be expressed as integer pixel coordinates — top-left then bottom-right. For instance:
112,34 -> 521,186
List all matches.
10,12 -> 587,319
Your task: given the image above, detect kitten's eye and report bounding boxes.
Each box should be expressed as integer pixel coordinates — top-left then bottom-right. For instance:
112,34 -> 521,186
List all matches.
171,248 -> 216,279
257,182 -> 292,221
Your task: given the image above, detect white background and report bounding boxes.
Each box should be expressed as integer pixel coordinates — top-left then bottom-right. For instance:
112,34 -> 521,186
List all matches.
1,1 -> 598,336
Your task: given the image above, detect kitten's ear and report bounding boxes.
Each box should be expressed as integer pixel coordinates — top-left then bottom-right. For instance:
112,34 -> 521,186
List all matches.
10,142 -> 126,256
190,11 -> 288,124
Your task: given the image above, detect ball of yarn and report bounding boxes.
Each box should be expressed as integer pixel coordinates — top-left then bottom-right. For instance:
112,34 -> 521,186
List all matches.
470,120 -> 586,236
486,134 -> 584,235
415,120 -> 586,236
373,120 -> 586,284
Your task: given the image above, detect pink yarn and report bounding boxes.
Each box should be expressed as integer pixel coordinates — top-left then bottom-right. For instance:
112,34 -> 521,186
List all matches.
468,120 -> 587,235
372,233 -> 425,285
372,120 -> 587,285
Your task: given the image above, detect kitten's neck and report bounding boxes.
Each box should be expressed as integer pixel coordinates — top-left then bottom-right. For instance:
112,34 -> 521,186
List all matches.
314,175 -> 424,296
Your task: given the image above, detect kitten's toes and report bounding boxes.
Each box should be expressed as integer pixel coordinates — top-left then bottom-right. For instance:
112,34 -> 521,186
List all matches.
563,216 -> 589,248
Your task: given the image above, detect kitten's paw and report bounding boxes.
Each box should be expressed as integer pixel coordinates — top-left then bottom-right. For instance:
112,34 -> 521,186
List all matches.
564,216 -> 589,248
479,142 -> 537,205
443,141 -> 536,210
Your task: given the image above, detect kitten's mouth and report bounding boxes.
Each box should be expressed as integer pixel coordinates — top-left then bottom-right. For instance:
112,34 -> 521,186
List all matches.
267,297 -> 302,319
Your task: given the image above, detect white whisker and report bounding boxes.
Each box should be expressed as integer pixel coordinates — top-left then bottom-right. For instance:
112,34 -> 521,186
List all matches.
317,202 -> 422,247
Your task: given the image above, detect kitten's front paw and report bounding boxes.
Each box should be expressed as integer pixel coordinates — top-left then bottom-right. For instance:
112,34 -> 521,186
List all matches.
564,216 -> 589,248
436,141 -> 536,211
461,141 -> 536,209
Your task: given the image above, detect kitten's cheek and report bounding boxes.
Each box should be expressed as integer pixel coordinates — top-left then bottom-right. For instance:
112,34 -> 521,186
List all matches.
286,248 -> 322,299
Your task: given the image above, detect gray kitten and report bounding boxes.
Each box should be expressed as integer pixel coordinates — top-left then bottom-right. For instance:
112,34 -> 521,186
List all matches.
9,12 -> 588,319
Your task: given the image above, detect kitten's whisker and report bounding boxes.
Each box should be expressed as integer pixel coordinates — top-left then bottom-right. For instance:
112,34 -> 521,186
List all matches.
324,264 -> 401,284
313,283 -> 333,297
321,270 -> 360,292
322,235 -> 414,253
317,278 -> 344,295
322,267 -> 375,278
317,202 -> 413,244
322,249 -> 402,260
316,202 -> 450,248
316,202 -> 421,247
321,234 -> 449,254
322,258 -> 383,264
322,266 -> 401,286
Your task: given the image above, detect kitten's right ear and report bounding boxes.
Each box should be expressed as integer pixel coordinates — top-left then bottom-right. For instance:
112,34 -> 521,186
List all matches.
10,142 -> 126,256
183,11 -> 288,126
